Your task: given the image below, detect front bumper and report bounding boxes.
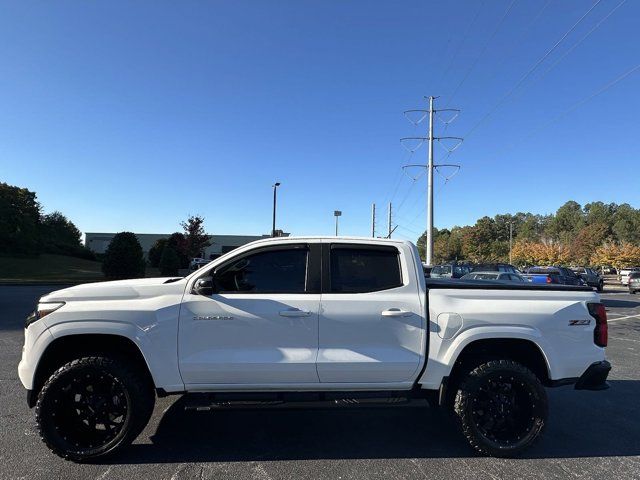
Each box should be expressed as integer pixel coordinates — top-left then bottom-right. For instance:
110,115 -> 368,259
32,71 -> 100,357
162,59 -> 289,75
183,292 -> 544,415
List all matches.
575,360 -> 611,390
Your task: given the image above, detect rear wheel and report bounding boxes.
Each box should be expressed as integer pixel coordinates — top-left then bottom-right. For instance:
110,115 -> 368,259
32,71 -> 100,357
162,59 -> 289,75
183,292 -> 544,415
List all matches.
454,359 -> 547,457
35,356 -> 155,462
597,281 -> 604,292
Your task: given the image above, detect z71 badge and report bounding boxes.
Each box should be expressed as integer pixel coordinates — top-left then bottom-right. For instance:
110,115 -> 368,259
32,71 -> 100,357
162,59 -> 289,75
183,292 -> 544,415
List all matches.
569,319 -> 591,326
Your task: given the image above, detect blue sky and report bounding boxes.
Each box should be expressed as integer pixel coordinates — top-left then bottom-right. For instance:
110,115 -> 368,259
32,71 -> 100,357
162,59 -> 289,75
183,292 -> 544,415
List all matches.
1,1 -> 639,242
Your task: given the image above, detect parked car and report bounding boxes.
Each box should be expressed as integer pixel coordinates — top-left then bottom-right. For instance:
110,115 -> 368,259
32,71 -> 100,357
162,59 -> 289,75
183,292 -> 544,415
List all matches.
571,267 -> 604,292
629,272 -> 640,294
620,267 -> 640,286
189,257 -> 210,271
461,271 -> 527,282
20,237 -> 610,461
470,263 -> 520,274
430,263 -> 472,279
523,266 -> 586,286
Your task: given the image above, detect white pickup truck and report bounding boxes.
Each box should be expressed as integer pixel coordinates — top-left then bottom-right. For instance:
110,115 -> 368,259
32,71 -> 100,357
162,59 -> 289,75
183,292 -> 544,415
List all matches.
19,237 -> 611,462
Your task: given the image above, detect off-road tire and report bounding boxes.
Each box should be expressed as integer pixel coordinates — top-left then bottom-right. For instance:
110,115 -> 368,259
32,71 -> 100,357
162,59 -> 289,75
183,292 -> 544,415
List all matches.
454,359 -> 547,457
35,356 -> 155,462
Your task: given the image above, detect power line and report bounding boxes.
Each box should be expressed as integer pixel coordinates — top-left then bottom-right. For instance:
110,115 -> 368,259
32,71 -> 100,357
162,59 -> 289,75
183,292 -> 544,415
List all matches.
512,0 -> 628,100
445,0 -> 518,107
497,62 -> 640,156
435,0 -> 486,95
462,0 -> 604,140
478,0 -> 552,89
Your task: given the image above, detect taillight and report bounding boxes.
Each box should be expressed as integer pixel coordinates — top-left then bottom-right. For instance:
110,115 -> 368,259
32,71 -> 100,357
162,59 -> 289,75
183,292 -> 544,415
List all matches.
588,303 -> 608,347
546,276 -> 552,284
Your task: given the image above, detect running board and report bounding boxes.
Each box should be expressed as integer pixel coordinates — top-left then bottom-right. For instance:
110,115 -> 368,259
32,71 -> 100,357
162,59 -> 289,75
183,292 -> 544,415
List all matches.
182,391 -> 429,411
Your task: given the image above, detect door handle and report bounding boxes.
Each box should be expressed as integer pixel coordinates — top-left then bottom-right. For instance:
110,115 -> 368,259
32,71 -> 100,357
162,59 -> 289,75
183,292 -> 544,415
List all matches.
381,308 -> 412,317
279,309 -> 312,317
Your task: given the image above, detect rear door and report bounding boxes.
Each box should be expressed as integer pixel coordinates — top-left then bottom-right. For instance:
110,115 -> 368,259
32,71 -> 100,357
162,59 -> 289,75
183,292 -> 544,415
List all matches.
317,243 -> 425,384
178,243 -> 321,386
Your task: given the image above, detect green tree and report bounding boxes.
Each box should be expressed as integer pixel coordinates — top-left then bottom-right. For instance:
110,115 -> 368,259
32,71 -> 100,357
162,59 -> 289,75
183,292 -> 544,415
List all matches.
0,182 -> 41,255
167,232 -> 189,269
40,211 -> 82,253
546,201 -> 585,242
570,222 -> 609,265
158,244 -> 180,276
612,204 -> 640,244
462,217 -> 499,262
180,215 -> 212,259
102,232 -> 146,279
148,238 -> 168,268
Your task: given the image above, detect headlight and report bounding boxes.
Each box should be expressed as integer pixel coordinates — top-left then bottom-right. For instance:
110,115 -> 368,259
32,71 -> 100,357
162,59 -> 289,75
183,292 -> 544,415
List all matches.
25,302 -> 65,328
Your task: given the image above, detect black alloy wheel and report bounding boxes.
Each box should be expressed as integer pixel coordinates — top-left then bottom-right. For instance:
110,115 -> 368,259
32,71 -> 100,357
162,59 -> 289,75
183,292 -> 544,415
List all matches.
454,359 -> 548,457
36,356 -> 155,462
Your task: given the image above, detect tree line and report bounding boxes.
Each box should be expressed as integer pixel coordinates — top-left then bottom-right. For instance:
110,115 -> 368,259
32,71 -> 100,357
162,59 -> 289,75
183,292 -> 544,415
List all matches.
417,200 -> 640,268
1,182 -> 212,279
0,182 -> 91,258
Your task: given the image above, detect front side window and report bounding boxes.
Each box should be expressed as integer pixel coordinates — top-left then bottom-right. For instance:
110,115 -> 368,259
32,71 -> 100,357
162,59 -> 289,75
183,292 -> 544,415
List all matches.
215,247 -> 308,293
330,247 -> 402,293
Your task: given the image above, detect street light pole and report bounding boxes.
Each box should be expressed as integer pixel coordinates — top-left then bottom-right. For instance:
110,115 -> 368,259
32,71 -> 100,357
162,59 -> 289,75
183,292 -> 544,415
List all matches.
271,182 -> 280,237
334,210 -> 342,236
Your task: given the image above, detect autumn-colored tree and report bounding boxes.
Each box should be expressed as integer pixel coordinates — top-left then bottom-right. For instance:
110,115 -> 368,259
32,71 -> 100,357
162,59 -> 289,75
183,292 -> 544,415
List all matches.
180,215 -> 212,259
569,222 -> 609,265
511,239 -> 571,267
590,242 -> 640,270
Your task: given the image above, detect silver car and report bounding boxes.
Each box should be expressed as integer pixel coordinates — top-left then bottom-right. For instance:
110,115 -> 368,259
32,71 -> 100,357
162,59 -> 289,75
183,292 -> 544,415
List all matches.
462,271 -> 528,283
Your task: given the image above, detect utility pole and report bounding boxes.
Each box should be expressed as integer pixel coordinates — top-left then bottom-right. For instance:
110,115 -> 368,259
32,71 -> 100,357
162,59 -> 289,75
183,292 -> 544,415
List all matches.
371,203 -> 376,238
426,96 -> 435,264
509,222 -> 513,264
387,202 -> 392,238
401,97 -> 463,265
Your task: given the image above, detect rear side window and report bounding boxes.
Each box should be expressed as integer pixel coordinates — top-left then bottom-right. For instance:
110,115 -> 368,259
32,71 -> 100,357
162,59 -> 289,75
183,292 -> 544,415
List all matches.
216,247 -> 308,293
330,247 -> 402,293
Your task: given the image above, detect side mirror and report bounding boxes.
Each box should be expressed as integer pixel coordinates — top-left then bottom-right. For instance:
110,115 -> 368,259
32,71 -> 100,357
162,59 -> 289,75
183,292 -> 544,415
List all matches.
193,277 -> 215,296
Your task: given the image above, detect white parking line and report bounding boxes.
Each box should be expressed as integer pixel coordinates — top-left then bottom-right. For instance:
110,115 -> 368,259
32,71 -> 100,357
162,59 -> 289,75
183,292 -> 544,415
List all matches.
608,313 -> 640,323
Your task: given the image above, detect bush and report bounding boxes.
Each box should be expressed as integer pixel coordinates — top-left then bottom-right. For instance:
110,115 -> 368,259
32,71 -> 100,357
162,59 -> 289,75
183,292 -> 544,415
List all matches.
148,238 -> 168,268
102,232 -> 146,279
158,245 -> 180,276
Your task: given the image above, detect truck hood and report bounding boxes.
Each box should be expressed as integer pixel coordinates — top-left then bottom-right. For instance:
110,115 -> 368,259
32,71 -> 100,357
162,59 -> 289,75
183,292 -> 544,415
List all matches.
41,277 -> 187,302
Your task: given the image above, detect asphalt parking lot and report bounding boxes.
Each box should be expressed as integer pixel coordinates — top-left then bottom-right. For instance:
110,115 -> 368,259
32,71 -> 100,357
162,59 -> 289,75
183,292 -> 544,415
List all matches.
1,285 -> 639,480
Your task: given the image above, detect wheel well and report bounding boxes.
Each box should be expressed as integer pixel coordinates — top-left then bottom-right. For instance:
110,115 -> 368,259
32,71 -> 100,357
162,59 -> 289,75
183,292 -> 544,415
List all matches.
440,338 -> 550,408
31,334 -> 155,406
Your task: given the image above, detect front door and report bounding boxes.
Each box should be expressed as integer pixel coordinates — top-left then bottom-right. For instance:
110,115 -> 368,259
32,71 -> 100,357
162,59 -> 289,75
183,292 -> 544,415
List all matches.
178,243 -> 321,386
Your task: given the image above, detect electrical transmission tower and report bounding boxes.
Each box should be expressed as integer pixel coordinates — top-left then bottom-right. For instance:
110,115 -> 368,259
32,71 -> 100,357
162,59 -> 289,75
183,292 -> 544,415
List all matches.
401,96 -> 462,265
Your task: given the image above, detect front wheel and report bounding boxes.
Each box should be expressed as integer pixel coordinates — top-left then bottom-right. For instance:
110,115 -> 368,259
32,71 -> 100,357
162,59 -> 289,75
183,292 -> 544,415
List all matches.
454,359 -> 548,457
35,356 -> 155,462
